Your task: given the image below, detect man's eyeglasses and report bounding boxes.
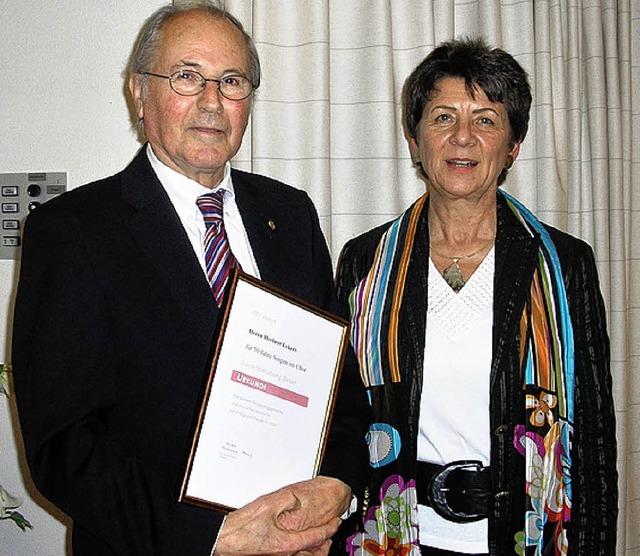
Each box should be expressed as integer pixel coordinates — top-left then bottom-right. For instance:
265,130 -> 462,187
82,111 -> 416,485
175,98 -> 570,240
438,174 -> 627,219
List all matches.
142,70 -> 254,101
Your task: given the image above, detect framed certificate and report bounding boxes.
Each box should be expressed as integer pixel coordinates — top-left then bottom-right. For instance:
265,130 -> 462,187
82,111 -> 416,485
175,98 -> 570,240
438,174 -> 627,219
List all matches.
180,270 -> 350,512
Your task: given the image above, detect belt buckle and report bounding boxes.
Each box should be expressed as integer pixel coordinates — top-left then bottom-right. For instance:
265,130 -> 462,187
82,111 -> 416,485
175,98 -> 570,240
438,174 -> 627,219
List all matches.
427,459 -> 486,523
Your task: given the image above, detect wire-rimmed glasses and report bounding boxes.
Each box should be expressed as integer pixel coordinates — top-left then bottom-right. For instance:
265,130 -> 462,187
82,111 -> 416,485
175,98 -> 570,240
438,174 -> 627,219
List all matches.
142,69 -> 254,100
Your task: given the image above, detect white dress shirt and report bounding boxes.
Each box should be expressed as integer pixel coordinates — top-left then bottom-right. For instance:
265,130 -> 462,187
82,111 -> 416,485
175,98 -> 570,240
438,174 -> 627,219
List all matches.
146,144 -> 260,280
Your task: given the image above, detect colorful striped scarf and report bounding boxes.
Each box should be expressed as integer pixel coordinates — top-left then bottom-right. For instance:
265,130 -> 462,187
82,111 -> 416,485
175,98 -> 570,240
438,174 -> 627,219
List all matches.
348,190 -> 575,554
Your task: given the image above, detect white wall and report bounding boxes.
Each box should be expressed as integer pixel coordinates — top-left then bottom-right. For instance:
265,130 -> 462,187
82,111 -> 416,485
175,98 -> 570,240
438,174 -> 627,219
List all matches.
0,2 -> 167,553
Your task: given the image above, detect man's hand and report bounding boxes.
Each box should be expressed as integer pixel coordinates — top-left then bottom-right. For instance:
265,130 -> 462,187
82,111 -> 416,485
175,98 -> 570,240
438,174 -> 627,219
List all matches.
277,476 -> 351,532
214,482 -> 342,556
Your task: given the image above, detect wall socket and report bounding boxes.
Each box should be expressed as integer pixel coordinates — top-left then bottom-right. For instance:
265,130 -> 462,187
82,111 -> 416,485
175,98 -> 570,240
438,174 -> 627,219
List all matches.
1,172 -> 67,260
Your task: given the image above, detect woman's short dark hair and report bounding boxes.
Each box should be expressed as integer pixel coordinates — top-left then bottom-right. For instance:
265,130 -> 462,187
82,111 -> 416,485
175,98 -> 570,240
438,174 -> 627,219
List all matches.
404,37 -> 532,146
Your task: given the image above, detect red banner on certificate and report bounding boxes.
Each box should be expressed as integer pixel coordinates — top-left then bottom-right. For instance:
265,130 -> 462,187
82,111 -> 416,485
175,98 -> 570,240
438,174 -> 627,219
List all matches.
231,371 -> 310,407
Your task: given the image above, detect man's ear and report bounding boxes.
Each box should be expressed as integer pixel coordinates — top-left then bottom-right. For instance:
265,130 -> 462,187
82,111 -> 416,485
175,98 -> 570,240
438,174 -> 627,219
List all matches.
128,74 -> 145,120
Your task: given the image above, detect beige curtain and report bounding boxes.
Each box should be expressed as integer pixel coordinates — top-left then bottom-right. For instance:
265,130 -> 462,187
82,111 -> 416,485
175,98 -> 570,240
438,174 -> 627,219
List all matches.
226,0 -> 639,552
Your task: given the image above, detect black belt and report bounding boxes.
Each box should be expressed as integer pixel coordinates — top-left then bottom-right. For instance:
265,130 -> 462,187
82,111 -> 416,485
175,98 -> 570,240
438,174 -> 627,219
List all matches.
416,460 -> 491,523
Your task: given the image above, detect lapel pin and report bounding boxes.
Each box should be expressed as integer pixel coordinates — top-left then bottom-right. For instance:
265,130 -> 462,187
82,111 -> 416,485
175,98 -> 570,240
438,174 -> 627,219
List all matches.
268,220 -> 276,231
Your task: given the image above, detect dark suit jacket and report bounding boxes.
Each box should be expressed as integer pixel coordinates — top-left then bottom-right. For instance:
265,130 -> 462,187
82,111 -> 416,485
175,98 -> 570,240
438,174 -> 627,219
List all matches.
12,148 -> 369,555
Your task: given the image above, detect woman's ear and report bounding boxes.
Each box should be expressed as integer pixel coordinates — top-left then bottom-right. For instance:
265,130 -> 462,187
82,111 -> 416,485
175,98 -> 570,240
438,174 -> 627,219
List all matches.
409,136 -> 421,164
506,142 -> 521,168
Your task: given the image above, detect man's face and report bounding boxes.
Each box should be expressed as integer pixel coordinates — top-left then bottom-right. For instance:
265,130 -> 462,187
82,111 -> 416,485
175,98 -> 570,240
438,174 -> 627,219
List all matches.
129,10 -> 252,188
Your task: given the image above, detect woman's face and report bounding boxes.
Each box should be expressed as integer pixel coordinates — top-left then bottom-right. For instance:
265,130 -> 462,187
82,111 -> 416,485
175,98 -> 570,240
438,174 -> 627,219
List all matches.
411,76 -> 520,202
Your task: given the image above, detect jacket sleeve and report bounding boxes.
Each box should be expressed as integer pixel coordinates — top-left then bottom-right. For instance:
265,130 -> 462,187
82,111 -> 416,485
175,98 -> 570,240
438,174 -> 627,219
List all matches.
11,205 -> 222,555
335,239 -> 360,316
565,241 -> 618,554
300,195 -> 371,498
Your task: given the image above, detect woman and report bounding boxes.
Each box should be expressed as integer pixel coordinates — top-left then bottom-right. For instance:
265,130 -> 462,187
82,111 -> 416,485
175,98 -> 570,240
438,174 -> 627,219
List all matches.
335,38 -> 617,555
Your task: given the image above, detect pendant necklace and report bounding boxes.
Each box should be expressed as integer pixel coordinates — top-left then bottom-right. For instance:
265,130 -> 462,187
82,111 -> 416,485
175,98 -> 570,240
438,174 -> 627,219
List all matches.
429,236 -> 495,293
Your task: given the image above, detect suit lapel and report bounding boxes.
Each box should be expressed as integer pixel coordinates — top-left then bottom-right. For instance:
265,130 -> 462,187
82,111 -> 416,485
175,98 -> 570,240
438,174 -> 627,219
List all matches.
393,201 -> 429,458
491,195 -> 538,389
120,150 -> 218,350
232,170 -> 294,291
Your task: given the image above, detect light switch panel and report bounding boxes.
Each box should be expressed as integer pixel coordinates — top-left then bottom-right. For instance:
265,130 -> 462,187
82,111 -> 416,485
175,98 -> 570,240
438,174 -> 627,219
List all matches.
1,172 -> 67,260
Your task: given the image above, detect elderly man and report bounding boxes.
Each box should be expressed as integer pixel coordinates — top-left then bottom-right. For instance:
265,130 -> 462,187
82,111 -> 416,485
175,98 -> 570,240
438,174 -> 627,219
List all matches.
11,2 -> 368,555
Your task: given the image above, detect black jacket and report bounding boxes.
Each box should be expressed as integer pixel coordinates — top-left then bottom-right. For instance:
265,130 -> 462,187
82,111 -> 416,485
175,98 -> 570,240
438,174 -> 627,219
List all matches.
335,193 -> 617,554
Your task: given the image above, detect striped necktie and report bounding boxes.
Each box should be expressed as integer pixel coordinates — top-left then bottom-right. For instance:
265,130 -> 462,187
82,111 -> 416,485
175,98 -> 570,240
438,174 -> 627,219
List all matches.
196,190 -> 240,306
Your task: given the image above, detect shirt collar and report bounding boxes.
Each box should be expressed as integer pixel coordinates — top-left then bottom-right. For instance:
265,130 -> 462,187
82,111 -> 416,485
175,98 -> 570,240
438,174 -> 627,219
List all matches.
146,143 -> 235,206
